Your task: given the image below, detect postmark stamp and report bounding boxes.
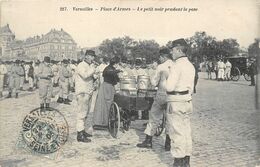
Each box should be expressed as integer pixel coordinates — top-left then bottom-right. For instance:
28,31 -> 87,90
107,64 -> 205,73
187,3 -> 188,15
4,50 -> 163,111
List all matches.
21,107 -> 69,154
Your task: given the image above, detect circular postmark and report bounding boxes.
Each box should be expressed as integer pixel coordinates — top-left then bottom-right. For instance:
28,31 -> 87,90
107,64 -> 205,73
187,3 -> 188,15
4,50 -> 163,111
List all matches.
21,107 -> 69,154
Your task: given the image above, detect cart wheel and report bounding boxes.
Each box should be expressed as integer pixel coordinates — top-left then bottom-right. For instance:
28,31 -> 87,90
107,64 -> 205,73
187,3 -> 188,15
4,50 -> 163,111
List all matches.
108,102 -> 120,138
243,73 -> 251,81
154,114 -> 166,136
231,67 -> 240,81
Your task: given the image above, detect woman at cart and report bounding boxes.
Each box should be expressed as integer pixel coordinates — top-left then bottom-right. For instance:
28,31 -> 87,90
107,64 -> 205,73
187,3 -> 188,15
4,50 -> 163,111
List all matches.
93,57 -> 121,129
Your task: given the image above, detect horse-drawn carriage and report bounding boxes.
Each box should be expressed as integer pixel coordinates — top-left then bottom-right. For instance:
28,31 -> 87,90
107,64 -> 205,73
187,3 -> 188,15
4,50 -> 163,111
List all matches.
108,75 -> 165,138
228,56 -> 251,81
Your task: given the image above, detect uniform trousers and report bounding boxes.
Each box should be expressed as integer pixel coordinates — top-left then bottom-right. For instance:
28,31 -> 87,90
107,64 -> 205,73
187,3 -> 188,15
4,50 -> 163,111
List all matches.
76,92 -> 93,132
218,69 -> 225,79
167,100 -> 193,158
225,68 -> 231,80
59,80 -> 69,98
28,77 -> 34,88
39,79 -> 52,104
0,75 -> 4,92
53,72 -> 59,84
9,76 -> 20,94
144,91 -> 168,136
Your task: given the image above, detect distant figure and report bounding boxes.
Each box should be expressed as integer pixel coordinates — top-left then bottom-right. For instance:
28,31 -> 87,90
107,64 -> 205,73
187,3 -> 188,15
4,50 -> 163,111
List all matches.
217,59 -> 225,81
7,60 -> 24,98
28,62 -> 34,91
38,56 -> 54,110
249,59 -> 257,86
225,59 -> 232,81
0,60 -> 7,98
206,60 -> 213,79
57,59 -> 72,105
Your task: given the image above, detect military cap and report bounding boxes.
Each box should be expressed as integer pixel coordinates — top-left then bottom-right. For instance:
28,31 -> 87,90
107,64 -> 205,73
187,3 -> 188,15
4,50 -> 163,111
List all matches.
62,59 -> 69,64
85,50 -> 96,57
44,56 -> 51,63
170,38 -> 188,48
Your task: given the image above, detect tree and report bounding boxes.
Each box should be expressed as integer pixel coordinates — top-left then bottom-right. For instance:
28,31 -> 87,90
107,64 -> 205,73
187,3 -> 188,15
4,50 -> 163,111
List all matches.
248,38 -> 260,58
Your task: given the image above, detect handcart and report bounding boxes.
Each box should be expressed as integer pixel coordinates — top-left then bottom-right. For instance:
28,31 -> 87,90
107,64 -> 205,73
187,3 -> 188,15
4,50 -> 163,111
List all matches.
108,89 -> 166,138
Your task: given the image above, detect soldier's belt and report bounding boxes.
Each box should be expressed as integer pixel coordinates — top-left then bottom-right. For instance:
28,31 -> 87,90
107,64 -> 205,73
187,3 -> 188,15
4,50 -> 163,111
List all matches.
167,90 -> 189,95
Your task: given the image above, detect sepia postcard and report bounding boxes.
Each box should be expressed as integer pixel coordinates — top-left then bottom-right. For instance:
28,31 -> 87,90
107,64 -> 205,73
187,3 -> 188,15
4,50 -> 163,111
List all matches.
0,0 -> 259,166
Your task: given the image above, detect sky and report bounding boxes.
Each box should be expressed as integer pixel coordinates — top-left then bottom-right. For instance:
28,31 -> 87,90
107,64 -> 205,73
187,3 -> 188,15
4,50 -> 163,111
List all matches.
1,0 -> 259,48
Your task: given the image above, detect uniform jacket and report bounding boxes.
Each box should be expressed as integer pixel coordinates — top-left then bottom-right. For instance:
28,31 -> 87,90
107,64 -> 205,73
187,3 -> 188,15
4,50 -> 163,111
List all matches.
75,61 -> 96,95
166,57 -> 195,102
37,63 -> 53,80
59,65 -> 72,82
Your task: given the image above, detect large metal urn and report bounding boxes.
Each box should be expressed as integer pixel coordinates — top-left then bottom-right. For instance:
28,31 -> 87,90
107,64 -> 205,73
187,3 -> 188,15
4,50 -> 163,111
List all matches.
137,75 -> 151,90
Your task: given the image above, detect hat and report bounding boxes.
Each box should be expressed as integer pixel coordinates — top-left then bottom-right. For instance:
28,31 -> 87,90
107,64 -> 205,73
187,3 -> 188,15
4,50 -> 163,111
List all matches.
170,38 -> 188,48
15,60 -> 20,64
110,56 -> 120,65
44,56 -> 51,63
159,47 -> 171,56
85,50 -> 96,57
62,59 -> 69,64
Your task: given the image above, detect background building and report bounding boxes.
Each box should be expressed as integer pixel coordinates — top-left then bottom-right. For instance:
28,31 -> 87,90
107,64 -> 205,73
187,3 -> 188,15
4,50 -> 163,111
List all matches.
0,24 -> 77,61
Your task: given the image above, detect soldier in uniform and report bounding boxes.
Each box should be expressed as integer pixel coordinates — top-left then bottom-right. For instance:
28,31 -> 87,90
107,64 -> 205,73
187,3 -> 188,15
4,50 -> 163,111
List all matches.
75,50 -> 99,143
7,60 -> 24,98
51,60 -> 59,87
137,48 -> 173,151
57,59 -> 72,104
0,60 -> 8,98
38,57 -> 54,110
166,39 -> 195,167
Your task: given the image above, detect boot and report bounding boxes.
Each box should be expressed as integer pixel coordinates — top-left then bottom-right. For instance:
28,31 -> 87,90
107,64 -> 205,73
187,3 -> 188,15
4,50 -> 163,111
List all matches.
77,130 -> 91,143
6,92 -> 12,98
57,97 -> 64,103
165,134 -> 171,151
83,131 -> 93,137
173,158 -> 184,167
45,103 -> 52,111
15,93 -> 18,98
183,156 -> 190,167
63,99 -> 71,105
136,135 -> 152,148
40,103 -> 45,111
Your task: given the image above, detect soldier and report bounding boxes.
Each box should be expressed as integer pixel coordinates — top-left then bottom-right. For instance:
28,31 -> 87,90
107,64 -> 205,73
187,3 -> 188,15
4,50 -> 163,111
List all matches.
69,60 -> 77,92
217,59 -> 225,81
75,50 -> 99,143
137,48 -> 173,151
0,60 -> 8,98
51,60 -> 59,87
57,59 -> 72,104
166,39 -> 195,167
225,59 -> 232,81
38,57 -> 54,110
7,60 -> 24,98
19,61 -> 25,90
28,62 -> 34,91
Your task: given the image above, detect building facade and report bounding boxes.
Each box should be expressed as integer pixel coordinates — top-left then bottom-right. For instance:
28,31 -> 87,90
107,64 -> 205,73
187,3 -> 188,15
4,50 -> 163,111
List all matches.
0,24 -> 77,61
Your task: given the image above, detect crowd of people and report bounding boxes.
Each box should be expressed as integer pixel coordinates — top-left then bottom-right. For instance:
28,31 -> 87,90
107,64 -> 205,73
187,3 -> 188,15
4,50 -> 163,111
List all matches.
2,38 -> 243,167
205,59 -> 232,81
205,58 -> 257,86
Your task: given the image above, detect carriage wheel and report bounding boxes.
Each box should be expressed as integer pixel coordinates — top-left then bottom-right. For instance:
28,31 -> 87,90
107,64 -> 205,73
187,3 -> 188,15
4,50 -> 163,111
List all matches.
243,73 -> 251,81
108,102 -> 120,138
154,113 -> 166,136
231,67 -> 240,81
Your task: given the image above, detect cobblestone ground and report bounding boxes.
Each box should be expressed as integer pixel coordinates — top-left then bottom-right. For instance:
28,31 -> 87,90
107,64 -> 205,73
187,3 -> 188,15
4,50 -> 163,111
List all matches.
0,73 -> 259,167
